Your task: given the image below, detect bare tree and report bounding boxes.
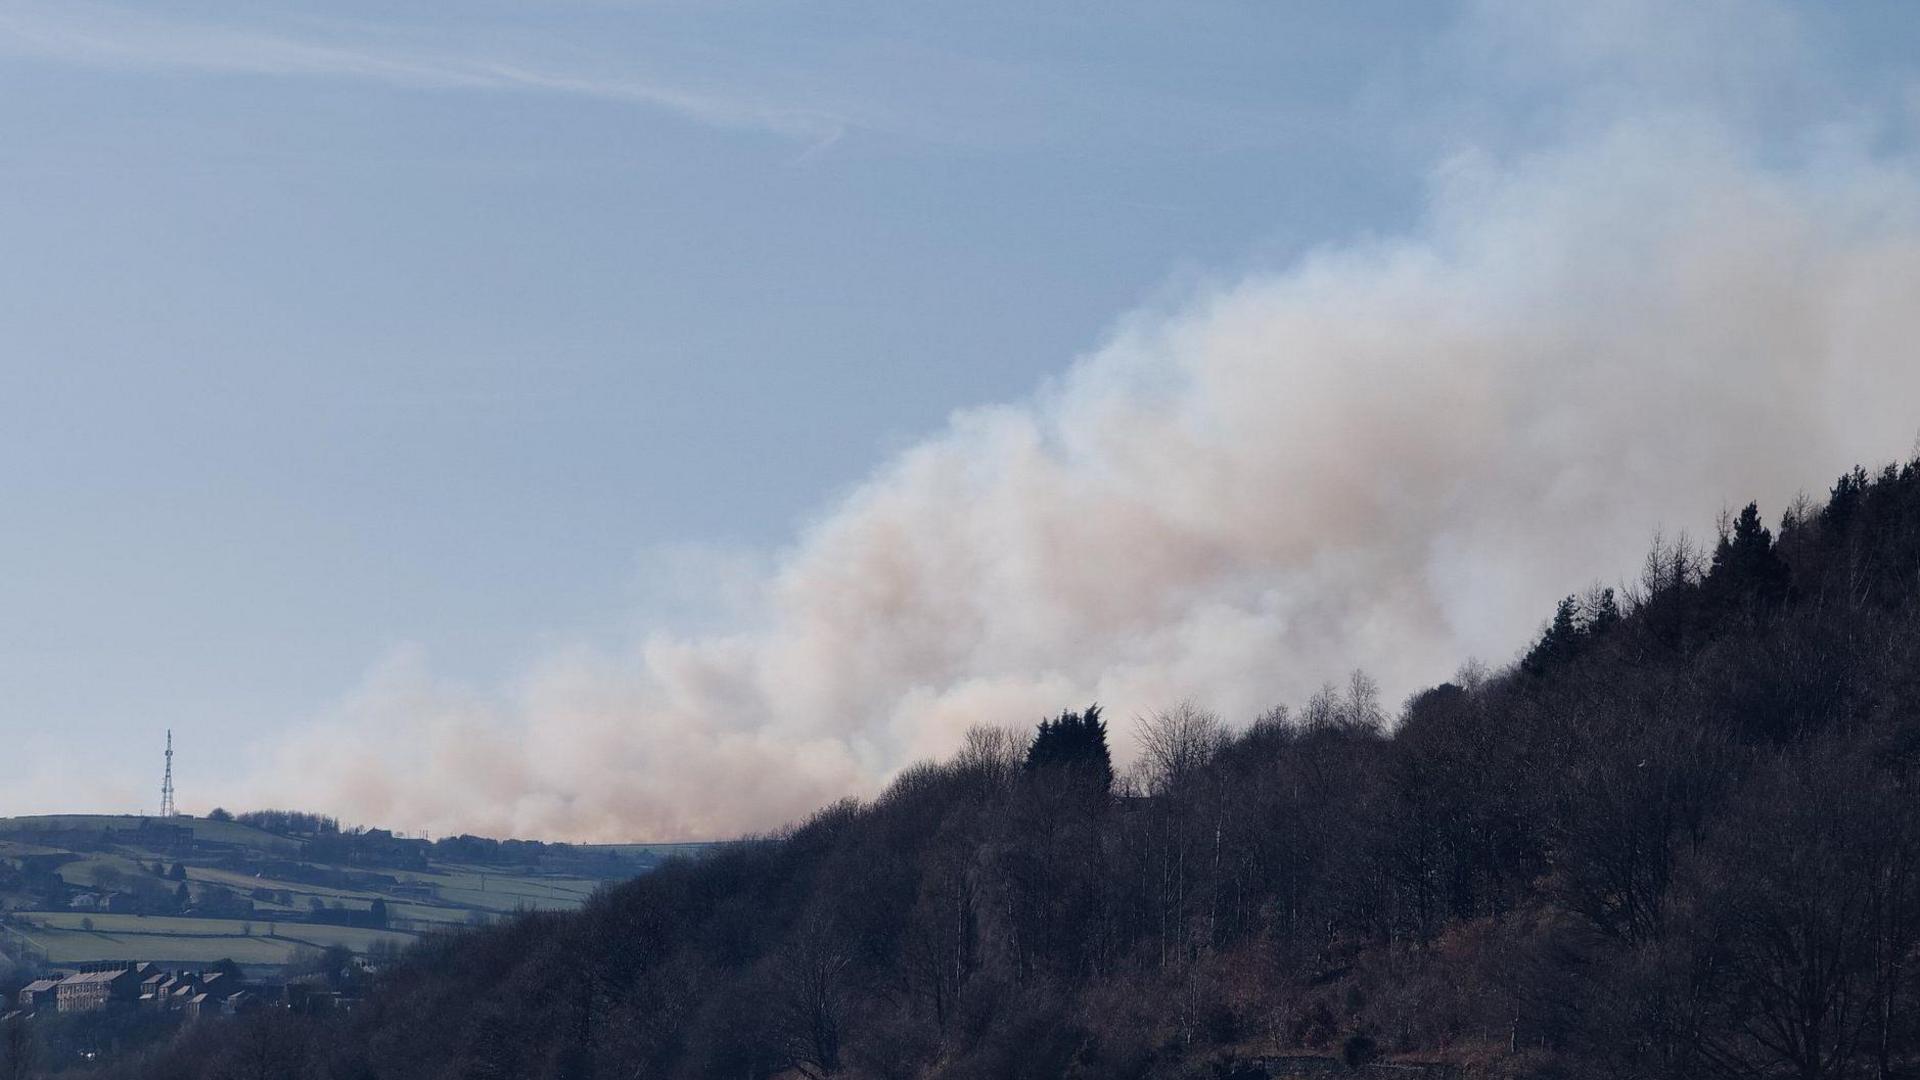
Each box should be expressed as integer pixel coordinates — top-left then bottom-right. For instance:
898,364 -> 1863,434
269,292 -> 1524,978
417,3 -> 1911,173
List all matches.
1132,703 -> 1227,797
955,724 -> 1022,794
214,1011 -> 314,1080
1689,745 -> 1915,1080
774,913 -> 852,1079
1344,669 -> 1385,731
1,1016 -> 36,1080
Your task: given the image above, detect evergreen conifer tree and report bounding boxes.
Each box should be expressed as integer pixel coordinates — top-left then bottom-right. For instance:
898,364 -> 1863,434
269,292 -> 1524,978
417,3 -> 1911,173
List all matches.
1710,502 -> 1790,607
1522,595 -> 1583,675
1023,705 -> 1113,793
1586,587 -> 1622,635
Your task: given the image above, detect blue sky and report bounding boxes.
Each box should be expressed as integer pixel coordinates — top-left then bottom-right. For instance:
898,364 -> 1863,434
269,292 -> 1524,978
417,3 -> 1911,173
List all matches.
5,2 -> 1920,836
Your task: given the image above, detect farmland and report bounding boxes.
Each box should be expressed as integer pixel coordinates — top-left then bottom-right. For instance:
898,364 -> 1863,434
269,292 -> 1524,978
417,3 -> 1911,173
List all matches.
0,814 -> 297,852
1,912 -> 414,966
0,813 -> 708,973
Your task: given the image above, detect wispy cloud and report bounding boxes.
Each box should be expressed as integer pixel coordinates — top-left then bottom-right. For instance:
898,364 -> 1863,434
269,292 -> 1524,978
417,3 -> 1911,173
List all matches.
0,2 -> 846,143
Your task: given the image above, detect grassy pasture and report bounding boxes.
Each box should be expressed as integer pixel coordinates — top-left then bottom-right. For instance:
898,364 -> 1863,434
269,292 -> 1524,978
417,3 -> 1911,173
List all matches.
0,814 -> 676,969
0,814 -> 299,853
9,911 -> 418,964
184,865 -> 384,903
387,867 -> 600,912
56,853 -> 164,888
9,926 -> 298,965
405,865 -> 599,897
387,902 -> 481,927
0,840 -> 69,857
576,842 -> 718,860
430,887 -> 578,912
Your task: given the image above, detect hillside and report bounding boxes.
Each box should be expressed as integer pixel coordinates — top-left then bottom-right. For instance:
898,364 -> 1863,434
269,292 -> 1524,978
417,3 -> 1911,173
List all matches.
33,457 -> 1920,1079
0,812 -> 693,979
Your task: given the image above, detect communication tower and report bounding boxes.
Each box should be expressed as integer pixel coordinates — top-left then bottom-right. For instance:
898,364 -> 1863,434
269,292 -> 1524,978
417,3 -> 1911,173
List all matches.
160,730 -> 176,819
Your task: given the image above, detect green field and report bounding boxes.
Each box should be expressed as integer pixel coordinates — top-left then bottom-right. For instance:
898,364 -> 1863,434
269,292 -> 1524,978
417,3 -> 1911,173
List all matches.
577,842 -> 719,860
388,902 -> 484,927
50,857 -> 392,919
0,813 -> 680,970
55,852 -> 167,888
0,814 -> 300,853
0,840 -> 69,858
5,912 -> 417,965
389,867 -> 602,913
5,928 -> 294,966
184,865 -> 384,903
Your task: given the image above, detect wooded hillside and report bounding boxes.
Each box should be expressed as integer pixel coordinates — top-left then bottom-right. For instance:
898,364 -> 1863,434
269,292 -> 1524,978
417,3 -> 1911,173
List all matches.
58,459 -> 1920,1080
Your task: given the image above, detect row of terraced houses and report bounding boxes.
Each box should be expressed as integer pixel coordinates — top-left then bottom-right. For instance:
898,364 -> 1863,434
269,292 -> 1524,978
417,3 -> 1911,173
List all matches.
8,961 -> 339,1020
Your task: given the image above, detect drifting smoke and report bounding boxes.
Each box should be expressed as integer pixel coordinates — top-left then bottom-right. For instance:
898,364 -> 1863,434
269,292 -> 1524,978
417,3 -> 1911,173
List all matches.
242,112 -> 1920,841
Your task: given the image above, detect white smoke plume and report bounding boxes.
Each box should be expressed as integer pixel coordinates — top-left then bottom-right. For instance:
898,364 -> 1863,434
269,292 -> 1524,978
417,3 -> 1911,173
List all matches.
240,87 -> 1920,842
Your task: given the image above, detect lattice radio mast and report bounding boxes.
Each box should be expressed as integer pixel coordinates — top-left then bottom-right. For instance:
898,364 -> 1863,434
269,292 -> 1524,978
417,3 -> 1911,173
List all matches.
159,730 -> 176,819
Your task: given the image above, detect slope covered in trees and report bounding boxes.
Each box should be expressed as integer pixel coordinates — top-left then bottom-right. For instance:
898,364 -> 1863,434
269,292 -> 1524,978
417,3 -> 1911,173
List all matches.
54,459 -> 1920,1079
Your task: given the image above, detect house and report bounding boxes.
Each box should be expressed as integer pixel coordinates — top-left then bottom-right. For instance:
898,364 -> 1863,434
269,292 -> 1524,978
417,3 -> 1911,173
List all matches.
197,971 -> 240,1002
139,974 -> 169,1007
138,972 -> 208,1011
139,970 -> 195,1008
54,968 -> 140,1012
16,979 -> 60,1010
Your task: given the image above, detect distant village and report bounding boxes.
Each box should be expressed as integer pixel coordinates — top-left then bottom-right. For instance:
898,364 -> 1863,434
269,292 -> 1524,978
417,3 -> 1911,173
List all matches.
0,752 -> 697,1076
0,807 -> 684,1047
9,955 -> 365,1022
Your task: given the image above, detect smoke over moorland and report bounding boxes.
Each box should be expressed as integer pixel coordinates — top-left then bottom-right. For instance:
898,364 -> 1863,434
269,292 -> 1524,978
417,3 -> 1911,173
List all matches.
241,109 -> 1920,841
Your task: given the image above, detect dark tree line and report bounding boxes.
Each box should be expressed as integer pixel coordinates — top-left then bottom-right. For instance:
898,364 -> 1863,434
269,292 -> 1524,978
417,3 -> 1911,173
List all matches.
53,458 -> 1920,1079
236,810 -> 342,836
